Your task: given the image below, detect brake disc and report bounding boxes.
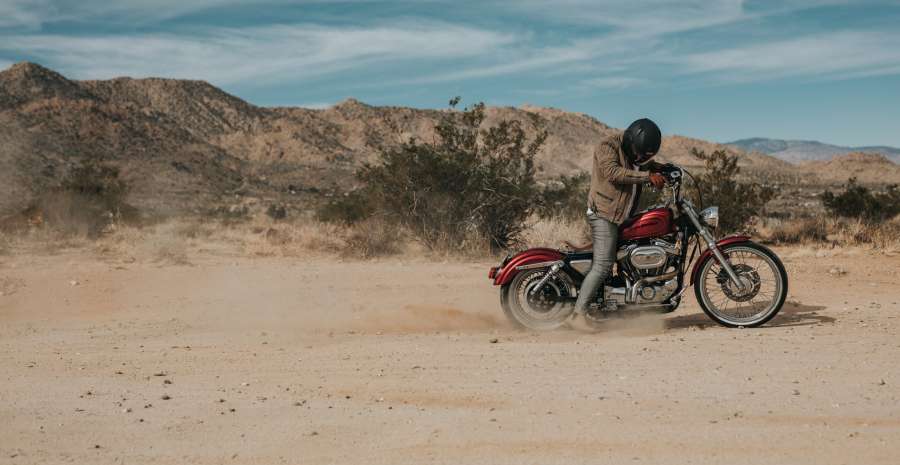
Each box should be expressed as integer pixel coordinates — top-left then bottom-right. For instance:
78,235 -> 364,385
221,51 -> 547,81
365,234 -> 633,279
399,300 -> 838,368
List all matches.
716,264 -> 761,302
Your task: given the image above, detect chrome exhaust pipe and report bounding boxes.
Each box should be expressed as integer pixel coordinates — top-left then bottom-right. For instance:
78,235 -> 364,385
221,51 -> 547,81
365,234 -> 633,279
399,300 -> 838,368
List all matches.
528,261 -> 563,296
627,271 -> 678,303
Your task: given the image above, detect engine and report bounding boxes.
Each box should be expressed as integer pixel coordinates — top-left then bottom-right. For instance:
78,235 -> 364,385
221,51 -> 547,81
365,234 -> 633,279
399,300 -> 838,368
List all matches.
618,239 -> 679,278
605,239 -> 681,308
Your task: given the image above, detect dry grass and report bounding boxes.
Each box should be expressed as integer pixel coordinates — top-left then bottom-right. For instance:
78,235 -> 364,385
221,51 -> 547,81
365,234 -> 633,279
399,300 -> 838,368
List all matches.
343,218 -> 403,259
5,214 -> 400,261
760,215 -> 900,251
525,214 -> 900,253
6,212 -> 898,262
522,216 -> 589,249
0,232 -> 9,256
236,218 -> 348,257
758,217 -> 829,245
3,227 -> 91,255
91,216 -> 351,261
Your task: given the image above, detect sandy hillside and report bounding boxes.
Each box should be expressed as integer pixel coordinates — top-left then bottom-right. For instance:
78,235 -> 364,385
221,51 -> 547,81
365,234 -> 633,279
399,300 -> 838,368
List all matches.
6,61 -> 871,219
1,247 -> 899,465
800,152 -> 900,184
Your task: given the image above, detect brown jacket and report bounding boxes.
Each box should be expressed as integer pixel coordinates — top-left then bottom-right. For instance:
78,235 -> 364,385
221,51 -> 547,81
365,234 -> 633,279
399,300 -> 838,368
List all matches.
587,135 -> 660,224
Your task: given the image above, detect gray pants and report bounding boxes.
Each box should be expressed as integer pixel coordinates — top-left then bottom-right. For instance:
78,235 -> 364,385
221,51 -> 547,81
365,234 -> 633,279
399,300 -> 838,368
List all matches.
574,213 -> 618,313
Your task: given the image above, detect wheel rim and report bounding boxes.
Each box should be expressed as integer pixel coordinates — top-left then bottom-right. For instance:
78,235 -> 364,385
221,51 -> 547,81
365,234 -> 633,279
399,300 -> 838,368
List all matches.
511,270 -> 574,328
699,246 -> 784,326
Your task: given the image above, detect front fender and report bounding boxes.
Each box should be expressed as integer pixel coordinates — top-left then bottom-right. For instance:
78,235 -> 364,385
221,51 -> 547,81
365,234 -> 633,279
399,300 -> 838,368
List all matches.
689,235 -> 751,285
493,248 -> 564,286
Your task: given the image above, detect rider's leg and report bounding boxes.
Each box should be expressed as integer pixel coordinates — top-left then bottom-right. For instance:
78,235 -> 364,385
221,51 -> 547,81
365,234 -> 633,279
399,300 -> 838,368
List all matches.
573,213 -> 618,314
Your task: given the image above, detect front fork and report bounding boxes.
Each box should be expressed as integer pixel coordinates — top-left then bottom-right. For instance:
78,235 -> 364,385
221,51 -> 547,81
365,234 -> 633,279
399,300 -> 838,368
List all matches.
682,203 -> 747,291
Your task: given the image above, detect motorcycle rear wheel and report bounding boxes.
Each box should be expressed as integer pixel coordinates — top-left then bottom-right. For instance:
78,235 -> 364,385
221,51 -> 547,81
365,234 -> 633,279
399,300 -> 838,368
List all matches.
501,268 -> 576,331
694,242 -> 788,327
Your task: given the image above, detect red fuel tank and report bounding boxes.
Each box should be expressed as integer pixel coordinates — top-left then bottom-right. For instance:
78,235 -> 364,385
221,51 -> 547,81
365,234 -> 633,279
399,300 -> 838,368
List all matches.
619,207 -> 675,241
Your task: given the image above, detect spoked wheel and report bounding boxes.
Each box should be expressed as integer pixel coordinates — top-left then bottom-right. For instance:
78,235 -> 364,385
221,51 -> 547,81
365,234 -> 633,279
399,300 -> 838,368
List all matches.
694,242 -> 788,327
501,268 -> 576,331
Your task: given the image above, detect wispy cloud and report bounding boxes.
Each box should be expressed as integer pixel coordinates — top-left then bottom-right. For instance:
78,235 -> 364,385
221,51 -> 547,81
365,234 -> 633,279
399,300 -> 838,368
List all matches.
509,0 -> 748,34
0,0 -> 336,28
396,0 -> 855,86
0,0 -> 54,28
581,76 -> 647,89
1,21 -> 517,85
2,0 -> 898,96
678,30 -> 900,82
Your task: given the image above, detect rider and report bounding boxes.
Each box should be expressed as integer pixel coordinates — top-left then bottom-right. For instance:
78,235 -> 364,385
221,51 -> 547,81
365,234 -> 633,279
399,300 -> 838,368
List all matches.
572,118 -> 667,316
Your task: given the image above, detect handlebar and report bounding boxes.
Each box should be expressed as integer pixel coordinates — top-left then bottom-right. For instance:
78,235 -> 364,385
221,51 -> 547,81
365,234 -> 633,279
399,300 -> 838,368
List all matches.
656,163 -> 683,184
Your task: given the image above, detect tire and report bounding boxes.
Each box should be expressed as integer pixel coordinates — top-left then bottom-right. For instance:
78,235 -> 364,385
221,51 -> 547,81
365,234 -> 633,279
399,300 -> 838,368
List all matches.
693,242 -> 788,328
501,268 -> 576,331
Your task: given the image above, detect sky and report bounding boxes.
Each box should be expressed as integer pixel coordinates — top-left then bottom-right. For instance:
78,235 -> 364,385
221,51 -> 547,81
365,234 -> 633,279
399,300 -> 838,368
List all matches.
1,0 -> 899,147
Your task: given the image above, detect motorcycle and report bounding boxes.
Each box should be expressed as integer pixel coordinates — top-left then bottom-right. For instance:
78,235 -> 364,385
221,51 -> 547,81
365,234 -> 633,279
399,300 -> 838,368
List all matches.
488,164 -> 788,330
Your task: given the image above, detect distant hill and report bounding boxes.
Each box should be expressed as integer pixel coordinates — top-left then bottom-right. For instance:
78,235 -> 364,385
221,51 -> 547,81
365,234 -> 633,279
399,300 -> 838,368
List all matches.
727,137 -> 900,164
800,152 -> 900,184
0,62 -> 894,218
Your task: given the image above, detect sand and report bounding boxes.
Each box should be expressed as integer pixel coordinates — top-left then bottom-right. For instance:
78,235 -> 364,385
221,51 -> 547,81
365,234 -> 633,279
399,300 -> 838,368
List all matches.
1,246 -> 899,464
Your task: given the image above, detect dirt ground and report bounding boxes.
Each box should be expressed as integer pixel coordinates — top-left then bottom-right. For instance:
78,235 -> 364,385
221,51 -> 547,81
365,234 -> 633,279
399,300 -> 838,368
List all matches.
1,246 -> 899,465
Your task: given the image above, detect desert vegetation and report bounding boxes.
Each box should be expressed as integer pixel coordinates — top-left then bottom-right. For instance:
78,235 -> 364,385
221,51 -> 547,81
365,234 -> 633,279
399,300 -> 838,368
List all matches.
318,99 -> 547,252
759,178 -> 900,248
3,98 -> 899,260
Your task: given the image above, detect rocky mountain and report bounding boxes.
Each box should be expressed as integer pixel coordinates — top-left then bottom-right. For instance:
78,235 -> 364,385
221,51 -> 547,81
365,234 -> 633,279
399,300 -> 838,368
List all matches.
800,152 -> 900,184
0,62 -> 890,218
727,137 -> 900,164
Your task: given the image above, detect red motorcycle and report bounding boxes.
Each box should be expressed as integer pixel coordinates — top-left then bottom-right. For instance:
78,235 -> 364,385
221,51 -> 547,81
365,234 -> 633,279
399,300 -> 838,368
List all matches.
488,164 -> 788,330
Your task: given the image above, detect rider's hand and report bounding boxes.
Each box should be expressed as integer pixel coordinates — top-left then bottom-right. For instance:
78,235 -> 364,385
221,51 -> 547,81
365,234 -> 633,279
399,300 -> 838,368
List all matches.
649,172 -> 666,189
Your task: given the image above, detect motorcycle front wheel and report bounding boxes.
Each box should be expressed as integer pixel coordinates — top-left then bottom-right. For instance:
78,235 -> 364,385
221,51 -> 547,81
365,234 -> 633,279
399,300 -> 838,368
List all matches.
501,268 -> 576,331
694,242 -> 788,328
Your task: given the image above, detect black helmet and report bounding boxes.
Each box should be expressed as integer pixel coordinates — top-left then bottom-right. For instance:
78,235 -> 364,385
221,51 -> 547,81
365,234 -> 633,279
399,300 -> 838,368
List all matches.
622,118 -> 661,165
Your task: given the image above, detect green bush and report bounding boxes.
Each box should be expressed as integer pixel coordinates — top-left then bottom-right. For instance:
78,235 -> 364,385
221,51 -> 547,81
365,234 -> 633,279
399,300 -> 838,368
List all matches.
822,178 -> 900,222
691,148 -> 776,234
37,159 -> 135,237
536,172 -> 590,220
316,190 -> 377,225
322,99 -> 546,251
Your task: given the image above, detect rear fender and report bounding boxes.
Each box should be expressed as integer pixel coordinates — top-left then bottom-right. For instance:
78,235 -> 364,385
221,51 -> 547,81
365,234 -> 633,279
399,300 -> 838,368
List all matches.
689,235 -> 751,285
493,248 -> 564,286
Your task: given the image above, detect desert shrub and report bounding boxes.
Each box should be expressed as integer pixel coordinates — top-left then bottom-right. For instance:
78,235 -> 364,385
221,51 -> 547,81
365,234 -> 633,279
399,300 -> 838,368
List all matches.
763,217 -> 829,244
35,159 -> 135,237
266,204 -> 287,221
822,178 -> 900,222
0,232 -> 9,255
691,148 -> 776,234
833,216 -> 900,248
327,99 -> 545,251
343,218 -> 403,258
759,215 -> 900,249
536,172 -> 590,220
206,204 -> 251,223
316,190 -> 378,225
60,160 -> 128,206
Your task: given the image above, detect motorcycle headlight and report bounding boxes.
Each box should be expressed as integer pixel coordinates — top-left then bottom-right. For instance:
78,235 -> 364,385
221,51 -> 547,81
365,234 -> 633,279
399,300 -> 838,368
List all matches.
700,207 -> 719,228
